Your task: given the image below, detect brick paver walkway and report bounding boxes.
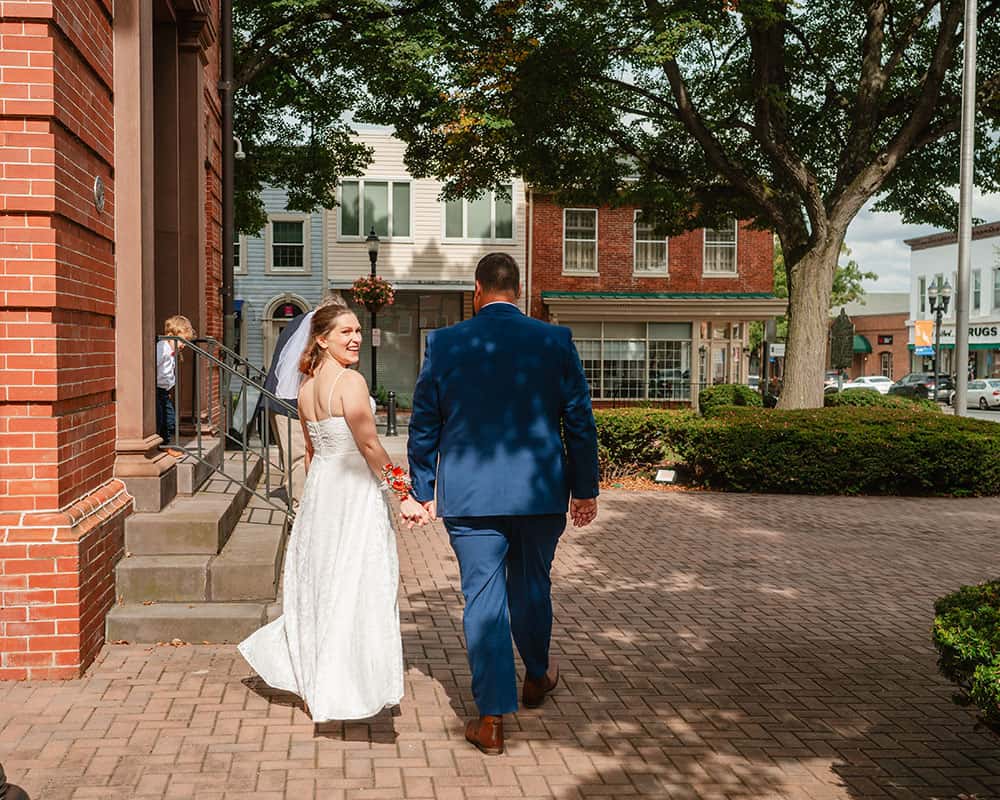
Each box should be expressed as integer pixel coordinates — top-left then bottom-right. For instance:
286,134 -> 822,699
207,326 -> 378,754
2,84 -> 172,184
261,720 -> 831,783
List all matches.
2,491 -> 999,799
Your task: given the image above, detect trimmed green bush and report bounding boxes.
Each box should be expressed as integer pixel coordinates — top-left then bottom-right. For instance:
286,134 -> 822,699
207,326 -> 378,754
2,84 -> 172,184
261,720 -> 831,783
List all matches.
699,383 -> 763,416
683,406 -> 1000,495
593,408 -> 701,477
933,580 -> 1000,731
825,388 -> 940,412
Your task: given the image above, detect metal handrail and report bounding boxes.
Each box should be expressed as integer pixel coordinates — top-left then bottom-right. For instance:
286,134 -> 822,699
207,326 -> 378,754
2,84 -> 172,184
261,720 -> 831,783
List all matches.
158,336 -> 297,521
193,336 -> 268,383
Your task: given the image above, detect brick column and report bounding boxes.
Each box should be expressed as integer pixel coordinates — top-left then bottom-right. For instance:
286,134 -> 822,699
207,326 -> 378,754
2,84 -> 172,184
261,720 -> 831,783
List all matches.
0,2 -> 132,678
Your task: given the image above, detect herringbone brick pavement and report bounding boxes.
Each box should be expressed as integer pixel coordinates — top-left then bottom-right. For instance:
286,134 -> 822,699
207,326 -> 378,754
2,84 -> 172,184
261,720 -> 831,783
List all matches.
2,491 -> 999,799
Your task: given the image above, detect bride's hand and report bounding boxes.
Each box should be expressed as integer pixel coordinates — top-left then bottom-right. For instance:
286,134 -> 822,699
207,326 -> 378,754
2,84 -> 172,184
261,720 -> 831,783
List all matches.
399,497 -> 429,529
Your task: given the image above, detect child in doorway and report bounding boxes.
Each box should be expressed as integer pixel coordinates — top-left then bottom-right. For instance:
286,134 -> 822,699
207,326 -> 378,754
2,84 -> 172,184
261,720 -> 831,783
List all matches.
157,315 -> 196,457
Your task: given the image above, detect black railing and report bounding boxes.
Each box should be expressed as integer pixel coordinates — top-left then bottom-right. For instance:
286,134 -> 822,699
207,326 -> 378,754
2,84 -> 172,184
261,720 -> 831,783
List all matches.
158,336 -> 296,521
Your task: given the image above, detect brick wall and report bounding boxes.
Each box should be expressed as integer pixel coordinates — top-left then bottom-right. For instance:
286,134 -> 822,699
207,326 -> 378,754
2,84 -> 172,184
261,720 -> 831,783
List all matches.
828,312 -> 910,380
529,195 -> 774,318
204,29 -> 222,343
0,3 -> 129,678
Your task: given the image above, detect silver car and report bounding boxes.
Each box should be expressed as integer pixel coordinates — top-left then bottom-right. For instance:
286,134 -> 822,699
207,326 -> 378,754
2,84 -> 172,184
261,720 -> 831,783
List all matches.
966,379 -> 1000,409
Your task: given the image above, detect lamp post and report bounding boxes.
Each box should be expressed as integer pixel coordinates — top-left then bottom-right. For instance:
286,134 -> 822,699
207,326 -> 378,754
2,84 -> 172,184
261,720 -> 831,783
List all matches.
366,227 -> 380,396
927,280 -> 952,403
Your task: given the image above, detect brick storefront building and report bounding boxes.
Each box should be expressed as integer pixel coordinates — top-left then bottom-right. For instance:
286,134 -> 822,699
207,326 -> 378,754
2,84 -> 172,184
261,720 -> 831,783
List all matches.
0,0 -> 222,679
528,194 -> 784,406
828,294 -> 910,381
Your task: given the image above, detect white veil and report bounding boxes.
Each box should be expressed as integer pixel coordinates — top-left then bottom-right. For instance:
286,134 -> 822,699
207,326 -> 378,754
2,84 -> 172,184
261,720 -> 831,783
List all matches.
274,310 -> 315,400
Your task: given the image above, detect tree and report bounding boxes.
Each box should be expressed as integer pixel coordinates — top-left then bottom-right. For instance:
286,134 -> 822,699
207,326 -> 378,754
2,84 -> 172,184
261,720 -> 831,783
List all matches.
749,240 -> 876,350
363,0 -> 1000,407
231,1 -> 435,232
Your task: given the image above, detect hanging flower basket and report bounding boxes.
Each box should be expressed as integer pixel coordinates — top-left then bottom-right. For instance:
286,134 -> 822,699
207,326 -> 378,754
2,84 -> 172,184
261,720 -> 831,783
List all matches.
352,275 -> 395,314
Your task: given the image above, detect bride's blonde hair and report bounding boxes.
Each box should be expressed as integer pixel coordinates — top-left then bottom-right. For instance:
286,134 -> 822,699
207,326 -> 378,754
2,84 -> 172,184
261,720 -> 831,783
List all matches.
299,303 -> 353,377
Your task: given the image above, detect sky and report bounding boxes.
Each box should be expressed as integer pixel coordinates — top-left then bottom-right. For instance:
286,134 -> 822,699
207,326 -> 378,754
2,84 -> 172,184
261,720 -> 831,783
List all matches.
844,189 -> 1000,293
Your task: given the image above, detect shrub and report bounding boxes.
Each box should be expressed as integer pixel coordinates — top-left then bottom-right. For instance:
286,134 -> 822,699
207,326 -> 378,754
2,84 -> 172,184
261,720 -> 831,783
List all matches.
683,406 -> 1000,496
933,580 -> 1000,732
592,408 -> 701,478
699,383 -> 763,416
825,388 -> 940,412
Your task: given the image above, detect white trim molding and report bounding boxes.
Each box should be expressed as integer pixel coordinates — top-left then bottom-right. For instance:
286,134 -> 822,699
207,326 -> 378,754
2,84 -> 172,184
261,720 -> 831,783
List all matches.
264,213 -> 312,275
562,207 -> 599,275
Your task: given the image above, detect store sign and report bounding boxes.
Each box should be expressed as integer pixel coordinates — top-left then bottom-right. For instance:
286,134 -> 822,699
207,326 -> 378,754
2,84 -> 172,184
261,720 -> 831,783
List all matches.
769,343 -> 785,357
372,327 -> 381,347
877,334 -> 893,345
929,324 -> 1000,345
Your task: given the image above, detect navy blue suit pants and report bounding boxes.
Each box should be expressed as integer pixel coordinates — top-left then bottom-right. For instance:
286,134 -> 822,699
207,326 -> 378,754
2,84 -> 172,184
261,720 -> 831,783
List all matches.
444,514 -> 565,716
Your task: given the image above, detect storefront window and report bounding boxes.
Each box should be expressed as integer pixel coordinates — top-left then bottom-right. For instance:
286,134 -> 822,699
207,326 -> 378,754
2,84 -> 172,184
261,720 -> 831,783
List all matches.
566,322 -> 693,401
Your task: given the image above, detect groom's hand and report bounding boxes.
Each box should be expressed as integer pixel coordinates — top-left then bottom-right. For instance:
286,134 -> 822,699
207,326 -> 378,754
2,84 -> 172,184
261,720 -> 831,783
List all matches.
570,497 -> 598,528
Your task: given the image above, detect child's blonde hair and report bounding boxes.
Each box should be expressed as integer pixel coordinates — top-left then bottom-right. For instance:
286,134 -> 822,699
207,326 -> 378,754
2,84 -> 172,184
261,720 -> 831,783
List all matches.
164,315 -> 196,340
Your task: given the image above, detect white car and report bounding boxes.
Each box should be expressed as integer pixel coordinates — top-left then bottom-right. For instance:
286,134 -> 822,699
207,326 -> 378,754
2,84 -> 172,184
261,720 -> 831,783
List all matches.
966,379 -> 1000,409
842,375 -> 893,394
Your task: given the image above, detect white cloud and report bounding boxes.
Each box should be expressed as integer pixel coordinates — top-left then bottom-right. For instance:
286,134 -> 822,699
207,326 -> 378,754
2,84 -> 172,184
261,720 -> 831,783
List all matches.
845,190 -> 1000,293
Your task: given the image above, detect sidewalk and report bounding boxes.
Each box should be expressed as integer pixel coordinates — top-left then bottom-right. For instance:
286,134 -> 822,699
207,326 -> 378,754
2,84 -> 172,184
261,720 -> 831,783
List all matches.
2,490 -> 999,799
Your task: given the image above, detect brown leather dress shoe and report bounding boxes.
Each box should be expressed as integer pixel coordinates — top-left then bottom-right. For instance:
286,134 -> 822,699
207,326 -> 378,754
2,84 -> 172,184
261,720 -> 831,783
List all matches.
465,714 -> 504,755
522,664 -> 560,709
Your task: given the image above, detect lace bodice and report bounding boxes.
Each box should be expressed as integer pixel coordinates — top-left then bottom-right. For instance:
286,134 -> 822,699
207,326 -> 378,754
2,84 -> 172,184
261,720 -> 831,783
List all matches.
305,397 -> 376,458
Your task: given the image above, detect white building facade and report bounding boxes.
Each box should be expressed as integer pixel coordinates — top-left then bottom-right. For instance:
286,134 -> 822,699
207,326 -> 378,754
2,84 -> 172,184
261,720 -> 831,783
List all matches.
906,222 -> 1000,379
325,130 -> 527,401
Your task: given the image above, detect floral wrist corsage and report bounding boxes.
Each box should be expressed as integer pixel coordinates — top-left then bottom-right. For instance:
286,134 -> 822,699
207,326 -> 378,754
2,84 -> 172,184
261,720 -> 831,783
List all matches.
381,463 -> 412,502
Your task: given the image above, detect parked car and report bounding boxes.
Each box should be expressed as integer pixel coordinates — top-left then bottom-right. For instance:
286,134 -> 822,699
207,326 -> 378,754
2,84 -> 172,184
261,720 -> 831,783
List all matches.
842,375 -> 893,394
837,379 -> 880,393
823,370 -> 844,390
888,372 -> 954,402
965,379 -> 1000,409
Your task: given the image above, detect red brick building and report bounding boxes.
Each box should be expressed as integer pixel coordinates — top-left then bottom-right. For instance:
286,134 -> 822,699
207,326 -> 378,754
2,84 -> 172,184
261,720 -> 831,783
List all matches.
527,194 -> 784,406
0,0 -> 222,679
828,294 -> 910,381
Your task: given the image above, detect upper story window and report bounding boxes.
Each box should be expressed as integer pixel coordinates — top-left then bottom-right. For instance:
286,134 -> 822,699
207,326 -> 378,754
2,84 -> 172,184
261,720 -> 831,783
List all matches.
340,179 -> 411,239
233,235 -> 246,275
563,209 -> 598,274
918,276 -> 926,315
703,218 -> 738,274
266,216 -> 310,274
443,185 -> 514,241
974,270 -> 982,311
633,212 -> 668,275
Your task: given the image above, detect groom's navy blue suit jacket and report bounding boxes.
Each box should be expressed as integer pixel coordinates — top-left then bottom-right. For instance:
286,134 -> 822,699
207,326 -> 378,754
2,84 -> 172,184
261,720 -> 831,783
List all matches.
407,302 -> 599,518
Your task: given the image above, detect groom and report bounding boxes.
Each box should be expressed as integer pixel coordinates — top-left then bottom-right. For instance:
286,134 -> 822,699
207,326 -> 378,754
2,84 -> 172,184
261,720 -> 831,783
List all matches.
408,252 -> 599,755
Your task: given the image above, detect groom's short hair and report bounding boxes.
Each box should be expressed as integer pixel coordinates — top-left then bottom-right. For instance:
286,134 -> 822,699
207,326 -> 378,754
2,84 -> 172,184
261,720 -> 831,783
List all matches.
475,253 -> 520,295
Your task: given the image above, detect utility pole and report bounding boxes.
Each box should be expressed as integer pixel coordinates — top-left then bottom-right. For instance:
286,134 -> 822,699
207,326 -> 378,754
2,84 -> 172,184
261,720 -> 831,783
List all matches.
954,0 -> 978,416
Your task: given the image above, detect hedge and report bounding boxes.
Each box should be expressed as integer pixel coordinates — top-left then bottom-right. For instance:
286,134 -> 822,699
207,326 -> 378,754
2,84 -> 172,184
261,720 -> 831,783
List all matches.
933,580 -> 1000,731
593,408 -> 695,477
824,388 -> 940,412
681,406 -> 1000,495
699,383 -> 763,416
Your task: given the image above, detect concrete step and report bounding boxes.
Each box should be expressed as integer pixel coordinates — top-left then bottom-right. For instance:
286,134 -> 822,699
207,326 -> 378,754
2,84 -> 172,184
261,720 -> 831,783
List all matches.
115,554 -> 210,603
209,521 -> 286,601
105,602 -> 266,644
175,436 -> 224,496
124,455 -> 263,556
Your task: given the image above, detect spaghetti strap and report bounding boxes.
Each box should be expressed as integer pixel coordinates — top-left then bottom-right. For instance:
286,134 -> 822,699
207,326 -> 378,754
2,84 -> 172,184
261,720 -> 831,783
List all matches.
324,368 -> 348,418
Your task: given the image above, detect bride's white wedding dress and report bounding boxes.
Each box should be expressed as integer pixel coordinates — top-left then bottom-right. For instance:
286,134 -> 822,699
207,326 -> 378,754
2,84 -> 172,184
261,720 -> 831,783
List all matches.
238,394 -> 404,722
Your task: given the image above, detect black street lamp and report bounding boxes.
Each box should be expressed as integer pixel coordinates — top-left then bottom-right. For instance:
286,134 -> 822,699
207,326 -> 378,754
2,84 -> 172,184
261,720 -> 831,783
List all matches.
927,279 -> 952,402
366,227 -> 380,396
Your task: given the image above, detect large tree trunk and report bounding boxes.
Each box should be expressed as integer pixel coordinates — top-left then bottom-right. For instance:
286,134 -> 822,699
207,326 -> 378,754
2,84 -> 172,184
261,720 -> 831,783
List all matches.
778,234 -> 845,409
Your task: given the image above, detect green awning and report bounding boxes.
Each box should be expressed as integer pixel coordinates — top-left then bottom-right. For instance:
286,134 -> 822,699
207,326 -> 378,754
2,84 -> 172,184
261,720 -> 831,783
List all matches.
853,334 -> 872,353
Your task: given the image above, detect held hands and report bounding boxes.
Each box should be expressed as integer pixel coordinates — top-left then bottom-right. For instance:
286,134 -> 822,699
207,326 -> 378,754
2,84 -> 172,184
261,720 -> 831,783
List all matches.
399,496 -> 431,529
570,497 -> 598,528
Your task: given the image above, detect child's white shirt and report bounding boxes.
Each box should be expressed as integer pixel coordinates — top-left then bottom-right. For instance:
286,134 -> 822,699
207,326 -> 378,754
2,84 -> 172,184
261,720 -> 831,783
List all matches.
156,340 -> 176,390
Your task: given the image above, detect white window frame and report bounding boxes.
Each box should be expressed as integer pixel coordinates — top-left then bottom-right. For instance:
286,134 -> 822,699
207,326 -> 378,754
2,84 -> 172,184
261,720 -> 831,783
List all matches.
337,178 -> 414,242
973,269 -> 982,312
918,276 -> 926,315
233,233 -> 248,275
265,214 -> 311,275
880,351 -> 893,379
702,218 -> 739,276
562,208 -> 599,275
441,185 -> 517,243
633,211 -> 669,276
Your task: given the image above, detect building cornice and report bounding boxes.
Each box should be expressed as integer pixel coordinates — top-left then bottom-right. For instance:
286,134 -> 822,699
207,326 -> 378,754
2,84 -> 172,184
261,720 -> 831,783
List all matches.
541,291 -> 787,322
904,221 -> 1000,250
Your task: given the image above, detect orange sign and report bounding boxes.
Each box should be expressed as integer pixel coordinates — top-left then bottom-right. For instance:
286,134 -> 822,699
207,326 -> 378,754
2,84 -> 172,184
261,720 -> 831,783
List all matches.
914,320 -> 934,348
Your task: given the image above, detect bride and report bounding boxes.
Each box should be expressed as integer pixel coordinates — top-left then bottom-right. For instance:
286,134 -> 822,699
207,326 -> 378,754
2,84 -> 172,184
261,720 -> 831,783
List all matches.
239,302 -> 429,721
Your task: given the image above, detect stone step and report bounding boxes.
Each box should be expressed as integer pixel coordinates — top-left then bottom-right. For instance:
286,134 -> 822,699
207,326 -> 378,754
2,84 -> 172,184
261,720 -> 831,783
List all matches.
105,602 -> 266,644
124,455 -> 263,556
175,436 -> 224,496
115,554 -> 210,603
209,521 -> 286,601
